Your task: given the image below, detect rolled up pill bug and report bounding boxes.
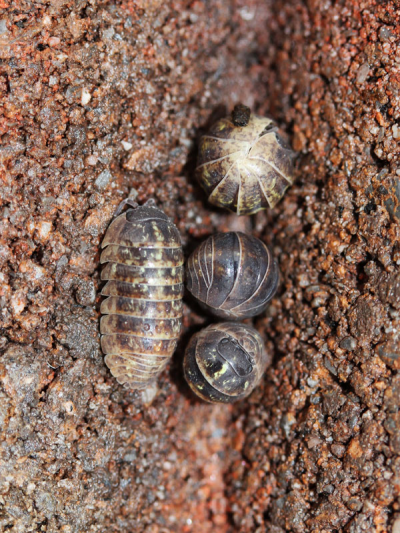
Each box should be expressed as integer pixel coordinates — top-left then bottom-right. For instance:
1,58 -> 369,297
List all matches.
184,322 -> 269,403
186,231 -> 279,320
100,199 -> 183,389
196,104 -> 295,215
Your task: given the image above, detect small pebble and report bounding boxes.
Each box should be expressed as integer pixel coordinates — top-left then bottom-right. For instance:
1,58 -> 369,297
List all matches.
48,36 -> 60,47
141,382 -> 158,405
85,155 -> 98,166
75,280 -> 96,306
356,62 -> 370,84
95,169 -> 112,190
81,88 -> 91,105
122,141 -> 133,151
339,336 -> 357,351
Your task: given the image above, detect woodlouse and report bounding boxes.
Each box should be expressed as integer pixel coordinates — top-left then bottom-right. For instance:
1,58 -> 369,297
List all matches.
100,200 -> 183,389
186,231 -> 279,319
184,322 -> 269,403
196,104 -> 295,215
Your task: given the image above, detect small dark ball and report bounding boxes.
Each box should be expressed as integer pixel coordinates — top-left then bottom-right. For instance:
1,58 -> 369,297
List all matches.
184,322 -> 269,403
186,232 -> 279,320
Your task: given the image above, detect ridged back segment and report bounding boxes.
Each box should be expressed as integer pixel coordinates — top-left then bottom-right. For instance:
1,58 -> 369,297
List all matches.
102,207 -> 182,249
186,232 -> 279,319
100,205 -> 183,389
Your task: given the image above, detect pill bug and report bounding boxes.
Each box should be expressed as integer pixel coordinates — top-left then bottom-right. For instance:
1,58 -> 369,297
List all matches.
196,104 -> 295,215
186,231 -> 279,320
184,322 -> 269,403
100,200 -> 183,389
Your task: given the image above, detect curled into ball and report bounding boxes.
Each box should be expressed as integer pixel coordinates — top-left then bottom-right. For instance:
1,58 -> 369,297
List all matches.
184,322 -> 269,403
196,106 -> 295,215
186,231 -> 279,320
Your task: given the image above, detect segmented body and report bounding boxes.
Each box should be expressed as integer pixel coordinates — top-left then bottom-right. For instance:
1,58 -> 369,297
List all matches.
196,114 -> 295,215
100,204 -> 183,389
184,322 -> 268,403
186,231 -> 279,319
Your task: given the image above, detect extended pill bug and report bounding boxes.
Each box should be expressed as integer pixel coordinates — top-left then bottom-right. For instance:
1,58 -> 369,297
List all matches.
186,231 -> 279,320
196,104 -> 295,215
184,322 -> 269,403
100,199 -> 183,389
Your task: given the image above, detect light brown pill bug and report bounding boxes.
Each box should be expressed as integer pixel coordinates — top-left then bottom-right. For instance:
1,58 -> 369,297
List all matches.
100,199 -> 184,389
196,104 -> 296,215
184,322 -> 269,403
186,232 -> 279,320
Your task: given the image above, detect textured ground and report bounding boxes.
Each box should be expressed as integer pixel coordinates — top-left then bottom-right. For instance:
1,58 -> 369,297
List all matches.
0,0 -> 400,532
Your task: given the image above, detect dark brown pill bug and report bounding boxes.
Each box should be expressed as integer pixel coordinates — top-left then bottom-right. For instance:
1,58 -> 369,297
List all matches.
186,231 -> 279,320
196,104 -> 295,215
184,322 -> 269,403
100,200 -> 183,389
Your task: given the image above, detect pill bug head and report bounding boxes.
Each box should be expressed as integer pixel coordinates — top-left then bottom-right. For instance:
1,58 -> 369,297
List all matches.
196,106 -> 296,215
186,231 -> 279,320
232,103 -> 251,127
183,322 -> 269,403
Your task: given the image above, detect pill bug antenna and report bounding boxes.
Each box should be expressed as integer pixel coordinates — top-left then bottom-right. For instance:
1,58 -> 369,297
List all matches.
114,197 -> 139,217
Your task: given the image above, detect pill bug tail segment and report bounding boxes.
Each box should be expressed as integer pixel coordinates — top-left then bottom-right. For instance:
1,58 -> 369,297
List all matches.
184,322 -> 269,403
100,202 -> 183,389
196,109 -> 296,215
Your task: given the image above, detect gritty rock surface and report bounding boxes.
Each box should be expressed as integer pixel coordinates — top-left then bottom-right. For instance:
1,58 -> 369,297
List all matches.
0,0 -> 399,532
225,1 -> 400,532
